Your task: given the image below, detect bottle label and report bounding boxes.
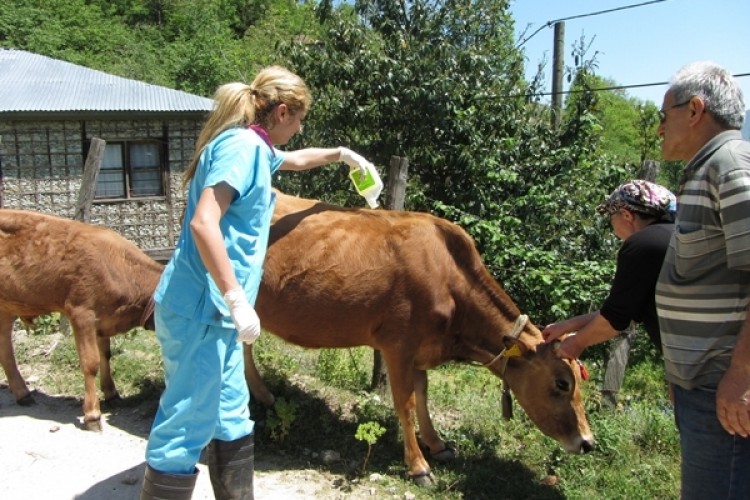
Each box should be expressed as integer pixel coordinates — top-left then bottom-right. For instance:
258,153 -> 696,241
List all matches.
350,168 -> 376,191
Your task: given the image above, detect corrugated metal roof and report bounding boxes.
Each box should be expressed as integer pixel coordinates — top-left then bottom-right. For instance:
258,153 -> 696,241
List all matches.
0,49 -> 215,114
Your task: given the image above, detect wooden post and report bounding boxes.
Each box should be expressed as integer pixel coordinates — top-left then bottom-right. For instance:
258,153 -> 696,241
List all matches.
385,155 -> 409,211
59,137 -> 105,335
551,21 -> 565,129
74,137 -> 106,223
371,156 -> 409,396
0,136 -> 4,208
638,160 -> 659,181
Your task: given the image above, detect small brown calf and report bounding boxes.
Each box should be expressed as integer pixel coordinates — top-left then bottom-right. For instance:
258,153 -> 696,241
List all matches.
0,209 -> 162,430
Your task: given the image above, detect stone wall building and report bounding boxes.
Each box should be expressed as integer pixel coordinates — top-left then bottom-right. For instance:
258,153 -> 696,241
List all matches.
0,49 -> 214,260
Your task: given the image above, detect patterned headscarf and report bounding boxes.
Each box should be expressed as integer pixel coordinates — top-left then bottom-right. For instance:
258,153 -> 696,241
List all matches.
596,180 -> 677,222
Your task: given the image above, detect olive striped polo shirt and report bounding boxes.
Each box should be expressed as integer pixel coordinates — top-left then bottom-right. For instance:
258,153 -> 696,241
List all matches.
656,130 -> 750,390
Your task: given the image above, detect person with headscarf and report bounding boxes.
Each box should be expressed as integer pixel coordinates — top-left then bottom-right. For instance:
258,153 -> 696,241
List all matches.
542,179 -> 676,362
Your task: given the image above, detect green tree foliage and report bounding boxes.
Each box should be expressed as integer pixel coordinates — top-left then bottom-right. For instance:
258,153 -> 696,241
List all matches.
276,0 -> 626,321
0,0 -> 134,70
0,0 -> 311,96
563,38 -> 662,169
158,1 -> 239,94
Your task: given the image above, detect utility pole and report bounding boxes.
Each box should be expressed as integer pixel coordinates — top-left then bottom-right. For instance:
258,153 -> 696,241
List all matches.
551,21 -> 565,129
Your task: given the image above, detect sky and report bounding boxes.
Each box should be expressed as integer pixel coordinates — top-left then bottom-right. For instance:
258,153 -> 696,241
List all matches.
509,0 -> 750,110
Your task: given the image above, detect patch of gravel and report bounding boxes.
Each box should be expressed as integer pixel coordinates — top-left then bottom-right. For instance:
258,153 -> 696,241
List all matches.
0,386 -> 383,500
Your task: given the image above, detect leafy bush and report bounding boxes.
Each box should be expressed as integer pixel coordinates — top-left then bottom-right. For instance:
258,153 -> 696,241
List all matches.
315,347 -> 370,392
27,313 -> 62,336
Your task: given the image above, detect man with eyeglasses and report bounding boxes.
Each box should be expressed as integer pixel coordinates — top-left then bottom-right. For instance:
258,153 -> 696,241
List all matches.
655,61 -> 750,499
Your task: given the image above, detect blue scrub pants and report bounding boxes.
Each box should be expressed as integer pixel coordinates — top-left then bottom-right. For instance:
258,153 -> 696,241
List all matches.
673,384 -> 750,500
145,305 -> 254,474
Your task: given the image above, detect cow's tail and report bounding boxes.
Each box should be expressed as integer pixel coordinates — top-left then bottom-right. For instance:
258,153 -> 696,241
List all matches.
243,344 -> 275,407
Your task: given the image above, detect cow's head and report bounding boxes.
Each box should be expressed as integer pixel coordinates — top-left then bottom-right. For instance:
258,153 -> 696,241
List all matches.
502,337 -> 595,453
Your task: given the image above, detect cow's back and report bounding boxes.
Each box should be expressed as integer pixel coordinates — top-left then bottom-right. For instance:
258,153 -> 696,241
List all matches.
258,191 -> 492,351
0,209 -> 162,321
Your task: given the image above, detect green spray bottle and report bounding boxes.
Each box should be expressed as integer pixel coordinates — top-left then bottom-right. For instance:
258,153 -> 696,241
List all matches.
349,163 -> 383,209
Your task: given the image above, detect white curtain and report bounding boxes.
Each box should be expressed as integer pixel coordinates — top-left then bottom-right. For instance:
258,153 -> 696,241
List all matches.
95,144 -> 125,197
130,143 -> 161,196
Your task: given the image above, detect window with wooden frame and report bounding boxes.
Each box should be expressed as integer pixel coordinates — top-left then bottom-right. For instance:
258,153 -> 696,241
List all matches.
95,140 -> 165,199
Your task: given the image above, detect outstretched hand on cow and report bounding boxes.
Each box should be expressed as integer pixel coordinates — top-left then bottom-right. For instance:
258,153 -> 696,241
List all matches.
552,333 -> 586,360
543,310 -> 617,360
542,321 -> 586,359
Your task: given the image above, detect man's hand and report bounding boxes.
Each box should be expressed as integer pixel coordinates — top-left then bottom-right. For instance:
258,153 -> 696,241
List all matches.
223,289 -> 261,344
716,365 -> 750,437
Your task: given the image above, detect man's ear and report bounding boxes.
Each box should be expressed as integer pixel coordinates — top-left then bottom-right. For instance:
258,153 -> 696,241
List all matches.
689,96 -> 706,124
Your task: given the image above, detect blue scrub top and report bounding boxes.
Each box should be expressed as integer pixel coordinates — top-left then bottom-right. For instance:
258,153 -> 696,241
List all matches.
155,127 -> 284,328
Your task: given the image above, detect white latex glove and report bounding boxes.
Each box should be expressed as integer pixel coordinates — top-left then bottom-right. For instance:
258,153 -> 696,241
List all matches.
223,289 -> 261,344
339,147 -> 372,177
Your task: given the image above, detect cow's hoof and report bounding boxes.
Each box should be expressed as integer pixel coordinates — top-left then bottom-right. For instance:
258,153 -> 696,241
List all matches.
17,392 -> 37,406
428,443 -> 456,462
409,471 -> 436,487
103,393 -> 123,407
84,418 -> 103,432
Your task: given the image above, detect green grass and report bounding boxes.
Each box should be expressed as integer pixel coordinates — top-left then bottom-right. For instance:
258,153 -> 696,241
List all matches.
249,334 -> 680,499
5,318 -> 680,499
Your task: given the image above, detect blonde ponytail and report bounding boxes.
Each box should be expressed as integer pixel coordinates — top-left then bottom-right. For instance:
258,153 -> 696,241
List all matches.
182,67 -> 312,187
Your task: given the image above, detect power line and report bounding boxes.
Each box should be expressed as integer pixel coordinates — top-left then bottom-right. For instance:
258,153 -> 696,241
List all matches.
516,0 -> 668,48
512,1 -> 749,102
527,72 -> 750,98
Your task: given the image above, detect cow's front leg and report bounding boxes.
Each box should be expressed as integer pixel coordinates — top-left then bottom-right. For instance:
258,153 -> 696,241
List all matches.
382,350 -> 434,485
97,336 -> 120,403
414,368 -> 454,462
69,310 -> 103,431
0,314 -> 34,405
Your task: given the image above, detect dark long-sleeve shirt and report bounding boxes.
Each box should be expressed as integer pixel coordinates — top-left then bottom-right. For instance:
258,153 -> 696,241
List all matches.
600,220 -> 674,351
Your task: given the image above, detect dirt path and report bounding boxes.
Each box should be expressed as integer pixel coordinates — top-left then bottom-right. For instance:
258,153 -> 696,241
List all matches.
0,387 -> 375,500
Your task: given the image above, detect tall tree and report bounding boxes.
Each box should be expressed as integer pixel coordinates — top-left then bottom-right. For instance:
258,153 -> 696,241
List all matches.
275,0 -> 625,320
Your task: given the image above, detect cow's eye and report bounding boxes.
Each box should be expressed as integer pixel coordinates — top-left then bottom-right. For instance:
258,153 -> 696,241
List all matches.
555,378 -> 570,392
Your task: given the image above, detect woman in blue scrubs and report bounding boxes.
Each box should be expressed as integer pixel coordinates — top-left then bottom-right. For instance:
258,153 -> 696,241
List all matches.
140,66 -> 373,500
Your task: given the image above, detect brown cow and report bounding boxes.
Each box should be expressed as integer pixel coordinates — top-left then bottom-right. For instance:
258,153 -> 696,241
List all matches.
246,191 -> 595,481
0,209 -> 162,431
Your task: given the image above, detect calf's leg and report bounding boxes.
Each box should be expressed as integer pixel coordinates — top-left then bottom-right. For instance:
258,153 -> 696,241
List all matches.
0,313 -> 34,404
97,336 -> 121,402
69,309 -> 104,431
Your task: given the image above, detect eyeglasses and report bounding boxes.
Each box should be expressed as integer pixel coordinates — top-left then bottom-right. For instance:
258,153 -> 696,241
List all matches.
658,99 -> 691,124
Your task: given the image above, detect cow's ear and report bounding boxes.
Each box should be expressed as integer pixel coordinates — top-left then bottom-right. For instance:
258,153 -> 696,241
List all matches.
549,338 -> 569,357
551,339 -> 562,353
